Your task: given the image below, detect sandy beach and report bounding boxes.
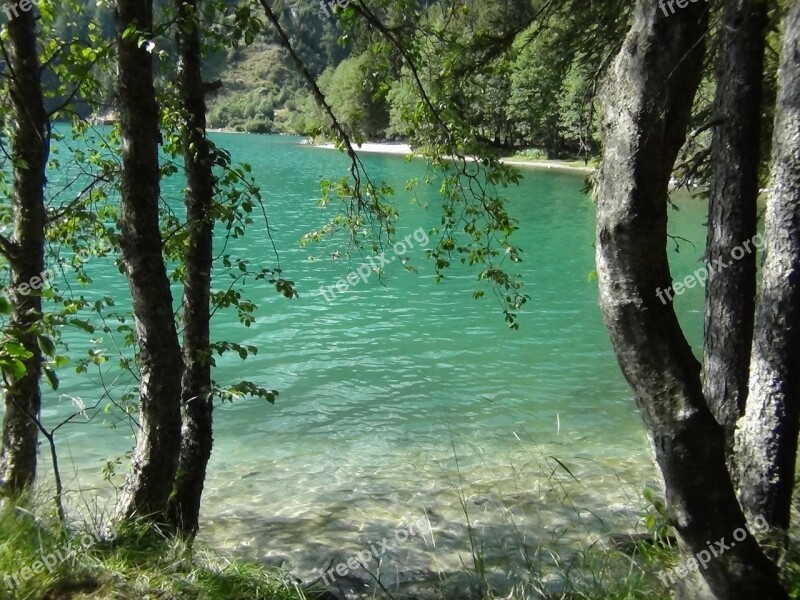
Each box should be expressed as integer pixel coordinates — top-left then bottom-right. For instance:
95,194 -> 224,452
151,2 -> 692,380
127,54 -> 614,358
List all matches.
313,141 -> 418,155
309,140 -> 594,173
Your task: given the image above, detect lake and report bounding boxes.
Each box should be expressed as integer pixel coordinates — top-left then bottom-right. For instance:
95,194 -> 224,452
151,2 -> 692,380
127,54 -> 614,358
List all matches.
34,131 -> 710,594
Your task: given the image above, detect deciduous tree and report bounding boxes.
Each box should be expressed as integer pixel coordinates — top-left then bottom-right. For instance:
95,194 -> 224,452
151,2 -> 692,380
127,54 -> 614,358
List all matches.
595,0 -> 798,596
113,0 -> 184,522
0,3 -> 49,498
166,0 -> 217,537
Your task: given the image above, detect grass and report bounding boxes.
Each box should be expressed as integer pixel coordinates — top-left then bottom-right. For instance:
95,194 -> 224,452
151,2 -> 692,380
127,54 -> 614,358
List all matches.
3,475 -> 799,600
430,428 -> 678,600
0,482 -> 676,600
0,500 -> 308,600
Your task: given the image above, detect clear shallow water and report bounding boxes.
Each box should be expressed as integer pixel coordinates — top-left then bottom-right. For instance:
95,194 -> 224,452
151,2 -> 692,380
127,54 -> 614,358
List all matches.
30,133 -> 712,592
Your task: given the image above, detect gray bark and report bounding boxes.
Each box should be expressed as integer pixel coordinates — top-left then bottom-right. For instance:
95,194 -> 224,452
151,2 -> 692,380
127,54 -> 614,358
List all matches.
703,0 -> 767,465
595,1 -> 786,597
0,8 -> 48,497
735,0 -> 800,536
166,0 -> 216,538
113,0 -> 184,522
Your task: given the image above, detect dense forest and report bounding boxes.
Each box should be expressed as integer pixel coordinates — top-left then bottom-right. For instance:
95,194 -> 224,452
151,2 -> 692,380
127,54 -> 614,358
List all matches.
45,0 -> 627,158
2,0 -> 800,599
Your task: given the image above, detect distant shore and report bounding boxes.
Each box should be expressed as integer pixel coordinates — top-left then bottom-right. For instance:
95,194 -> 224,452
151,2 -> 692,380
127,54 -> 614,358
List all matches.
309,140 -> 595,174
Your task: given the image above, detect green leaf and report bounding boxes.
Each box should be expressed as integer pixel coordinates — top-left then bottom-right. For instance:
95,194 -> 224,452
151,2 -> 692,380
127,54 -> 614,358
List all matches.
69,319 -> 96,333
38,335 -> 56,357
4,342 -> 31,359
44,367 -> 59,390
1,358 -> 27,379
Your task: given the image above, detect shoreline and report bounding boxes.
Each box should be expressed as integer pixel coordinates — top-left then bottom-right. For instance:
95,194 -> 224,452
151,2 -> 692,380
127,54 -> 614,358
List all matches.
309,141 -> 595,174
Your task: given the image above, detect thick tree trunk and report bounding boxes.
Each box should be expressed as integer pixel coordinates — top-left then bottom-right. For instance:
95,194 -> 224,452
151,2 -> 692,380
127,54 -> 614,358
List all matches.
703,0 -> 767,466
113,0 -> 184,522
166,0 -> 216,538
735,0 -> 800,536
0,9 -> 48,497
595,1 -> 786,597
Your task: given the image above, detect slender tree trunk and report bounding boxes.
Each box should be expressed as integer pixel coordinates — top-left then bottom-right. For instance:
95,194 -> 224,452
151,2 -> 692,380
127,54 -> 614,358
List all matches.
735,0 -> 800,536
113,0 -> 184,522
166,0 -> 216,538
0,9 -> 48,497
595,1 -> 786,597
703,0 -> 767,467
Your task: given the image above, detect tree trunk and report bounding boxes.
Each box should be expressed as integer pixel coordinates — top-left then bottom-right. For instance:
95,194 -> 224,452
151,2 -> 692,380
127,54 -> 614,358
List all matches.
703,0 -> 767,467
0,9 -> 48,497
594,1 -> 786,597
113,0 -> 184,522
735,0 -> 800,537
166,0 -> 216,538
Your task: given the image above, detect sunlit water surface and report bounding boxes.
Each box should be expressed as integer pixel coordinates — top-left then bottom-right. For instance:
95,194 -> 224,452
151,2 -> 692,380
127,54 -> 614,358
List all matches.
28,132 -> 712,594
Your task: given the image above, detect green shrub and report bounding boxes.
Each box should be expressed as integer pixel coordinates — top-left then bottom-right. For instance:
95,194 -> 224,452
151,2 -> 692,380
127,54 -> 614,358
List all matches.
244,118 -> 273,134
516,147 -> 549,160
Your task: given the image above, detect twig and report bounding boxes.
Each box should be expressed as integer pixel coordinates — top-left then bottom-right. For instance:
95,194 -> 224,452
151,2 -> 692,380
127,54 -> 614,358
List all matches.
355,557 -> 399,600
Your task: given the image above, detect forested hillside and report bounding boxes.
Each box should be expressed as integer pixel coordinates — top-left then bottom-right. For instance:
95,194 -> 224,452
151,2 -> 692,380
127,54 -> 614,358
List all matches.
214,0 -> 628,158
50,0 -> 628,159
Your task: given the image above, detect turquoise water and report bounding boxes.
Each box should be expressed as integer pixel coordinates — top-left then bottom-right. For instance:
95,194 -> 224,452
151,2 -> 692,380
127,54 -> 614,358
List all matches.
31,132 -> 712,589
